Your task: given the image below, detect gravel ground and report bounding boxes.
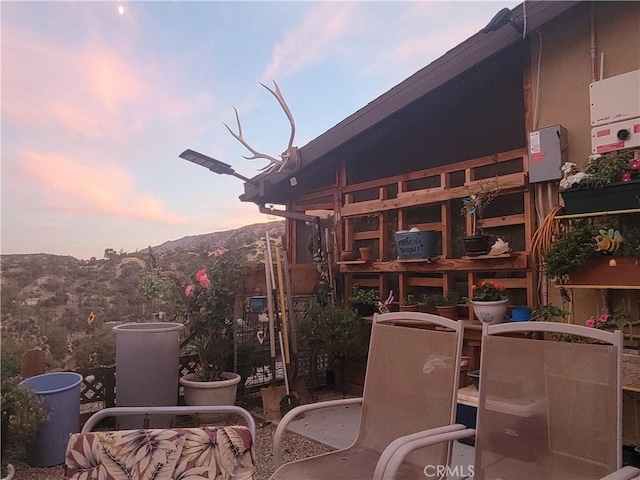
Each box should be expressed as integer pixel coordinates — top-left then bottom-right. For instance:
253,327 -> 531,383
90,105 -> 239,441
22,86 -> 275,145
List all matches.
2,418 -> 334,480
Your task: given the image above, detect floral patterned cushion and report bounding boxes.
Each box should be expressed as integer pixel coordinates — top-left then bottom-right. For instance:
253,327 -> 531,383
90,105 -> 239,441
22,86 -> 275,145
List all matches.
64,425 -> 255,480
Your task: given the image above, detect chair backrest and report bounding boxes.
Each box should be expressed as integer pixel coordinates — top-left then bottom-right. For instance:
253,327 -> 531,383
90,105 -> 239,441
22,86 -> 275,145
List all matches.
474,322 -> 622,480
66,406 -> 256,480
355,312 -> 464,470
65,425 -> 255,480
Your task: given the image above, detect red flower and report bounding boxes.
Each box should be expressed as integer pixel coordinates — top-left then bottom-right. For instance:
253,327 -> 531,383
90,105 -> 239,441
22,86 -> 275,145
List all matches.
621,171 -> 632,182
195,269 -> 211,288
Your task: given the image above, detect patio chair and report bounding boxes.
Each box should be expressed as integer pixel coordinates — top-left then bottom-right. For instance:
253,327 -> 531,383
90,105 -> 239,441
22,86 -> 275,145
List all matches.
271,311 -> 465,479
64,406 -> 256,480
378,322 -> 640,480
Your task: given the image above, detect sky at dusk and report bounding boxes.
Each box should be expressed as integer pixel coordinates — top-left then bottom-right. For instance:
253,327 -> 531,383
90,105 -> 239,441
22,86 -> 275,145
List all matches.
1,0 -> 519,260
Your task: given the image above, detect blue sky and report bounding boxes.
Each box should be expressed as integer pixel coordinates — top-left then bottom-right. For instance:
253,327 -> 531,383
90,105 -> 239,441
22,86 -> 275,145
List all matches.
1,0 -> 519,259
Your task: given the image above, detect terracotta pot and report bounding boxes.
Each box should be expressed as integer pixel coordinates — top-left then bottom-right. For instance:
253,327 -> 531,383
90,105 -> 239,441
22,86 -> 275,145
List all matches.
340,250 -> 358,261
400,304 -> 420,312
436,305 -> 459,320
470,299 -> 509,325
358,247 -> 373,261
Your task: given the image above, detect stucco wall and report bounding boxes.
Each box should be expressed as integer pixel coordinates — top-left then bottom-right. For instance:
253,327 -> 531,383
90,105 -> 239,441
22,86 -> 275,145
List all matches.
530,1 -> 640,167
532,1 -> 640,326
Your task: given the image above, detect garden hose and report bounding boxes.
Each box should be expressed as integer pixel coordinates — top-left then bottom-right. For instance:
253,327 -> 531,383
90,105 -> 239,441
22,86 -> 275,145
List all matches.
531,204 -> 564,270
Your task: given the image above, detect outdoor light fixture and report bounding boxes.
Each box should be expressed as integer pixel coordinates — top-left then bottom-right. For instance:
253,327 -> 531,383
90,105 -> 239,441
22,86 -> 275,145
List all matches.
179,149 -> 258,186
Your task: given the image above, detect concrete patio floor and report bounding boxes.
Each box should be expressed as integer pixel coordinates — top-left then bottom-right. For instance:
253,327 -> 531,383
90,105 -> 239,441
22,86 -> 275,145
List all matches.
275,398 -> 475,479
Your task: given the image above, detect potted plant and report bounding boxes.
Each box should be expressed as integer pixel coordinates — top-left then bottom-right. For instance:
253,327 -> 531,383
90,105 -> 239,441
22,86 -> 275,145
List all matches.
461,177 -> 501,256
349,285 -> 379,317
559,150 -> 640,214
544,218 -> 640,282
400,294 -> 420,312
470,280 -> 508,324
299,303 -> 369,394
435,291 -> 461,320
179,250 -> 244,409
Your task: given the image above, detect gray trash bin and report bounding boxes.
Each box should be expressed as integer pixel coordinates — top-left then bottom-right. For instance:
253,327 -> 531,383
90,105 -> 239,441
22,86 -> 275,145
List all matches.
19,371 -> 83,467
113,322 -> 184,428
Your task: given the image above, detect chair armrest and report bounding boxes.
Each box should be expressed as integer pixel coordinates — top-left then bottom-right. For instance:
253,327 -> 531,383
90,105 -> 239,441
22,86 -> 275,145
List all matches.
600,466 -> 640,480
376,427 -> 476,480
273,397 -> 363,468
82,405 -> 256,439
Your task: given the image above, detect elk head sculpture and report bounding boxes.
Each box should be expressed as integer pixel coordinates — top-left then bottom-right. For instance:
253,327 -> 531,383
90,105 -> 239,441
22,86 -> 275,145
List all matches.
223,81 -> 300,175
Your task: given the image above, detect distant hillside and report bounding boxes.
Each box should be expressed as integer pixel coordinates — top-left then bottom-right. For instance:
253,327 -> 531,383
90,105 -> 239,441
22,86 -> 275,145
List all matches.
150,220 -> 285,256
0,220 -> 285,370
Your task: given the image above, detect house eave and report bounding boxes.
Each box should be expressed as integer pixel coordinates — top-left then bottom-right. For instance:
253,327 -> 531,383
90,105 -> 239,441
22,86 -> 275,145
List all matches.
240,0 -> 580,205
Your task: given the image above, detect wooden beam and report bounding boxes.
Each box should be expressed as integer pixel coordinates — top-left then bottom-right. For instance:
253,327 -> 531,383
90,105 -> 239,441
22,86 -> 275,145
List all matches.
342,172 -> 526,217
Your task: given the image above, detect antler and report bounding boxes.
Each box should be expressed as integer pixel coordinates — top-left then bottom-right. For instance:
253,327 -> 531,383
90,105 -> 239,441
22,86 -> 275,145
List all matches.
223,107 -> 283,172
223,80 -> 298,174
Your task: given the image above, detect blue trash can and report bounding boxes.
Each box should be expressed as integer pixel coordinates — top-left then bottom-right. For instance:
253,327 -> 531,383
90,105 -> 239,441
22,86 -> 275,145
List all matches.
19,372 -> 83,467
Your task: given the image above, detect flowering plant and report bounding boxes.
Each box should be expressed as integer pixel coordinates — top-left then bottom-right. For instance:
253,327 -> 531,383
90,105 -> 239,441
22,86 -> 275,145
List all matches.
585,310 -> 636,331
183,250 -> 243,381
560,150 -> 640,191
471,280 -> 507,302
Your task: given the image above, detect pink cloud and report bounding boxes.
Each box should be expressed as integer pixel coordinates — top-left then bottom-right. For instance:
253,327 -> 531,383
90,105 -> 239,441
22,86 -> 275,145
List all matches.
20,150 -> 185,224
261,3 -> 356,81
2,24 -> 195,141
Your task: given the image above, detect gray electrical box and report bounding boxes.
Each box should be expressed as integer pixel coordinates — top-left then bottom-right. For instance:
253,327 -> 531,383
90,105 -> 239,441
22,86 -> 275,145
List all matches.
528,125 -> 567,183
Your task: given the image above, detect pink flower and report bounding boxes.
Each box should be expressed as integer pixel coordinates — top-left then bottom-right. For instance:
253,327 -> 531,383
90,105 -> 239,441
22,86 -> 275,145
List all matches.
629,159 -> 640,170
195,269 -> 211,288
185,284 -> 195,297
621,171 -> 631,182
598,313 -> 611,324
585,316 -> 596,328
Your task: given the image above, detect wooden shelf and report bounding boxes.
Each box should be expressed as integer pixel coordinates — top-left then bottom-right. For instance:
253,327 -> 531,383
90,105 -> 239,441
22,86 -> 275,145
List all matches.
397,257 -> 435,264
462,253 -> 514,260
337,260 -> 368,265
337,253 -> 529,273
556,208 -> 640,220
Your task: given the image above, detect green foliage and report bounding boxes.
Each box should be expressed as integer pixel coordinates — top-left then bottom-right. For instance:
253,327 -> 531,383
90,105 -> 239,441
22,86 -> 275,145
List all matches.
1,351 -> 21,379
544,218 -> 640,278
472,280 -> 507,302
73,328 -> 116,368
530,304 -> 569,322
183,250 -> 244,381
139,270 -> 178,301
1,376 -> 49,444
424,291 -> 460,307
0,315 -> 51,362
545,221 -> 599,278
402,294 -> 418,306
299,303 -> 368,362
348,285 -> 379,305
578,150 -> 639,189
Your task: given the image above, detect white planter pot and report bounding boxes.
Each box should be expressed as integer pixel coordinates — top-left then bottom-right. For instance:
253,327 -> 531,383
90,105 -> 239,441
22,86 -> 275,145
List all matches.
179,372 -> 241,422
471,299 -> 509,325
